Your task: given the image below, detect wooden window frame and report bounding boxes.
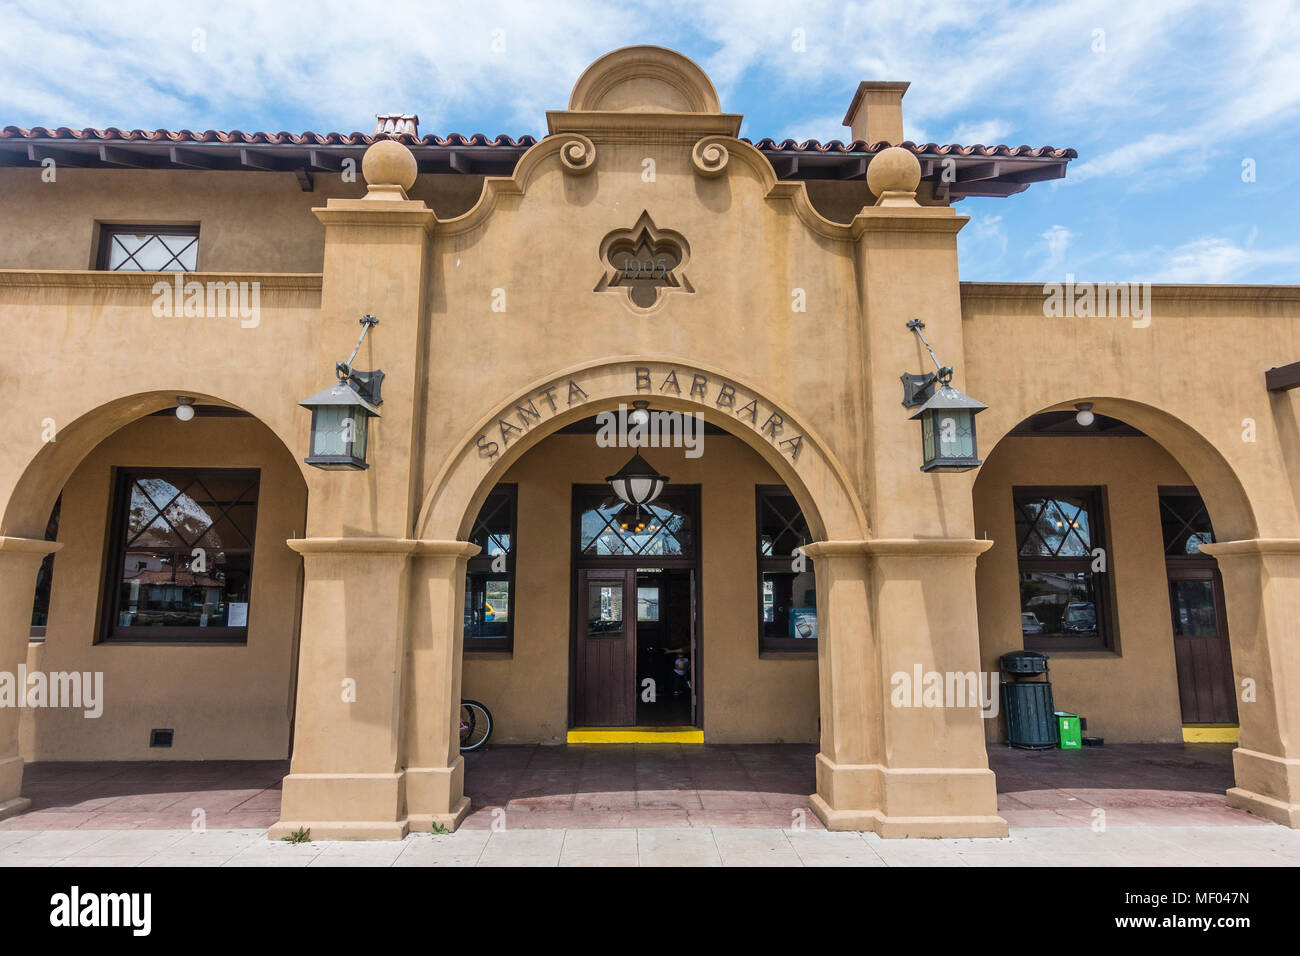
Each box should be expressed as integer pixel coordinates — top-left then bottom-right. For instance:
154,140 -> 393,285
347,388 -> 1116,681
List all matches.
1014,485 -> 1116,652
464,484 -> 517,653
756,484 -> 817,653
96,224 -> 200,272
99,468 -> 259,645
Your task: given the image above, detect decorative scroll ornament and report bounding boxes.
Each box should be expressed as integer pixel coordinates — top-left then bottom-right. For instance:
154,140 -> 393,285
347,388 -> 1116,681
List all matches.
560,135 -> 597,175
594,211 -> 693,312
691,137 -> 730,178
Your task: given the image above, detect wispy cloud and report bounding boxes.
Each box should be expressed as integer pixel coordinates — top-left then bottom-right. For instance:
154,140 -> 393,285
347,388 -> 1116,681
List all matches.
1,0 -> 1297,282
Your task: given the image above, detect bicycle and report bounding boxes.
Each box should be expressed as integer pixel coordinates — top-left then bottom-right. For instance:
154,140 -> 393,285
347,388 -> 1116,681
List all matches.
459,699 -> 493,752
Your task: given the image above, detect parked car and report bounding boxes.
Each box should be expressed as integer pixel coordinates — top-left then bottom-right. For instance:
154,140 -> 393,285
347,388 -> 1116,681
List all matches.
1063,602 -> 1097,633
1021,611 -> 1045,635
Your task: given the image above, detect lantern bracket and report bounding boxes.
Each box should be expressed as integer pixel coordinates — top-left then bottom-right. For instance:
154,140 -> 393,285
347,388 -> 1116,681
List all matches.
334,314 -> 384,406
901,318 -> 954,408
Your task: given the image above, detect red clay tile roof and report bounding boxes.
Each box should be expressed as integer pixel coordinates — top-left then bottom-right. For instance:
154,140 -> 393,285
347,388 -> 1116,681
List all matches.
747,138 -> 1077,159
0,126 -> 537,147
1,125 -> 1074,158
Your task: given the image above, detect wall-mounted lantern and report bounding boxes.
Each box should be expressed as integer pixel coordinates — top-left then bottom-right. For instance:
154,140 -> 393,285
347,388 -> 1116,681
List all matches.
299,315 -> 384,471
901,318 -> 987,472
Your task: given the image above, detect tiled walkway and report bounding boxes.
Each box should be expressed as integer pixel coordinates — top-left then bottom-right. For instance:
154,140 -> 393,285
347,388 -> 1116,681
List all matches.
3,825 -> 1298,867
0,741 -> 1271,833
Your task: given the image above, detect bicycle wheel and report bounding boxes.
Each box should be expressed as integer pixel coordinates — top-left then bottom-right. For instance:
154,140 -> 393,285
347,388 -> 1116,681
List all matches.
459,700 -> 492,752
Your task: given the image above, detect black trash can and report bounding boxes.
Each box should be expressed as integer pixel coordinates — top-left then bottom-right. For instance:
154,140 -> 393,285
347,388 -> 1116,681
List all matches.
999,650 -> 1057,749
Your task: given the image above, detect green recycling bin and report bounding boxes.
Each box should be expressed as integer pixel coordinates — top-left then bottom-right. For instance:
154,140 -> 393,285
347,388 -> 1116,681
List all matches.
1055,712 -> 1082,750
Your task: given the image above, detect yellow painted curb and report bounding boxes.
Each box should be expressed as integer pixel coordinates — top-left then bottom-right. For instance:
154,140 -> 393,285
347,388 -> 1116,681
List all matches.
567,727 -> 704,743
1182,724 -> 1238,743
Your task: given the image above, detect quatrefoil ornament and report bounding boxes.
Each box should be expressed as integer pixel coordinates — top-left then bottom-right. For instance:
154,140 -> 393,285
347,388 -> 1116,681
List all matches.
594,211 -> 694,311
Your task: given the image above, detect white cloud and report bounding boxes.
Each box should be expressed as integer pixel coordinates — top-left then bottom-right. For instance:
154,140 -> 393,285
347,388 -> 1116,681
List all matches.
1143,234 -> 1300,283
947,120 -> 1013,147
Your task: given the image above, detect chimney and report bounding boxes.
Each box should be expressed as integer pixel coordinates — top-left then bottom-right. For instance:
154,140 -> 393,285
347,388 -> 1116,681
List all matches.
842,82 -> 909,145
373,113 -> 419,139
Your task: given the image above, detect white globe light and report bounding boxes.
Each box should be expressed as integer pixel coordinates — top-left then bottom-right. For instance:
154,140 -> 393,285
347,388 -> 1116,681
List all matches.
175,403 -> 195,422
1075,408 -> 1095,427
628,408 -> 649,427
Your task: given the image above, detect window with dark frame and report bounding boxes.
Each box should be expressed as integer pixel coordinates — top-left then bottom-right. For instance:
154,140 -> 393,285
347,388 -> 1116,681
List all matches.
1158,486 -> 1216,558
1014,486 -> 1114,651
757,485 -> 817,651
101,469 -> 259,644
464,484 -> 517,652
97,225 -> 199,271
30,495 -> 61,641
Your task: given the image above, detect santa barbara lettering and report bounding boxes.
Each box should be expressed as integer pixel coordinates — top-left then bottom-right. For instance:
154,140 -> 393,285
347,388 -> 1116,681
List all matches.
475,365 -> 805,464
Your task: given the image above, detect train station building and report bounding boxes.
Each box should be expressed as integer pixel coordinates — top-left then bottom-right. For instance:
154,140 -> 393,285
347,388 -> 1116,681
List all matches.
1,46 -> 1298,838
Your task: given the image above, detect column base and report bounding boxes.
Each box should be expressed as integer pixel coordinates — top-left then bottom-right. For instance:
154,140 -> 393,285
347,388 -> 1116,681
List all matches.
267,820 -> 409,841
812,753 -> 1008,838
272,770 -> 407,841
407,797 -> 471,833
1226,747 -> 1300,827
0,796 -> 31,821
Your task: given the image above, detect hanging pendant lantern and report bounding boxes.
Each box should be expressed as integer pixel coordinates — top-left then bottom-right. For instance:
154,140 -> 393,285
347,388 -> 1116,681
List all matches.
606,451 -> 669,506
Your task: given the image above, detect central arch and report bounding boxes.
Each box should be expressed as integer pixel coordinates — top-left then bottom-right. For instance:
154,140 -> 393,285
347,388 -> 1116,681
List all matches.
415,356 -> 869,547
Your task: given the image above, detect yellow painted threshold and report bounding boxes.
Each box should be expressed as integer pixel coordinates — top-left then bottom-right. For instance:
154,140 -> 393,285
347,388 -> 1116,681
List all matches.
568,726 -> 704,744
1182,724 -> 1238,743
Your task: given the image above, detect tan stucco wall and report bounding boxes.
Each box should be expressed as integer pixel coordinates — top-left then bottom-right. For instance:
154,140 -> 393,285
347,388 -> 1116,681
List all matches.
973,435 -> 1193,743
462,433 -> 819,743
18,414 -> 306,760
0,169 -> 486,274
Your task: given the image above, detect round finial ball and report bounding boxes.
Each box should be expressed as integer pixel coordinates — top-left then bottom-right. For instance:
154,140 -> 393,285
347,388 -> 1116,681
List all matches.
362,139 -> 418,191
867,146 -> 921,196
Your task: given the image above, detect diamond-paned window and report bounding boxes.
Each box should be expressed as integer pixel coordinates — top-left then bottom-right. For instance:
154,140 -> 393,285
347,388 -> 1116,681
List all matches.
578,489 -> 695,557
99,225 -> 199,271
104,469 -> 259,642
1014,493 -> 1095,557
1012,487 -> 1112,651
465,485 -> 516,651
1159,490 -> 1215,557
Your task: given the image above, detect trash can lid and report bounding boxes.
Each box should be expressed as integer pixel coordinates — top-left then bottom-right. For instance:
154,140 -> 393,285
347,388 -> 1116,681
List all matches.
999,650 -> 1049,673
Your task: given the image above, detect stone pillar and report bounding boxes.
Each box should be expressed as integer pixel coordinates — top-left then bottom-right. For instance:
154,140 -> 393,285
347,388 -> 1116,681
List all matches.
402,542 -> 478,832
0,537 -> 60,820
270,140 -> 440,840
271,539 -> 415,840
805,539 -> 1005,837
1201,539 -> 1300,827
801,542 -> 882,829
810,147 -> 1004,836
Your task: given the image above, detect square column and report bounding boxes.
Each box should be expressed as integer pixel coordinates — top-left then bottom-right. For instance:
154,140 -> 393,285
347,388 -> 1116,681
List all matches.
804,539 -> 1006,837
402,542 -> 478,832
0,537 -> 61,820
271,538 -> 418,840
1202,539 -> 1300,827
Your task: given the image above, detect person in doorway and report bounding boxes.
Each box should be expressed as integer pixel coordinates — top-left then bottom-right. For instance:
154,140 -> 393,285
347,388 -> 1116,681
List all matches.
662,644 -> 690,696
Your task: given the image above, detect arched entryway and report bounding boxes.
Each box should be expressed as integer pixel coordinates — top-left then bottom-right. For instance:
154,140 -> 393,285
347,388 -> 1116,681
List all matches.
0,389 -> 307,822
398,357 -> 872,831
972,396 -> 1285,825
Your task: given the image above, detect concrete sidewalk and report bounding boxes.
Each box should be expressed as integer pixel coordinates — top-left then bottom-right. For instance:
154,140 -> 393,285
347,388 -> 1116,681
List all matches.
2,824 -> 1297,867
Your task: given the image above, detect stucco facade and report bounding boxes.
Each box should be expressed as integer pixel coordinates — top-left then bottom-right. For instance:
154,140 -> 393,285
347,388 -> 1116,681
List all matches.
2,47 -> 1298,838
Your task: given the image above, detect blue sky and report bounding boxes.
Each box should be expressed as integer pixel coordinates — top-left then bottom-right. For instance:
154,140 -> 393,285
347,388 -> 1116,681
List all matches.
3,0 -> 1298,283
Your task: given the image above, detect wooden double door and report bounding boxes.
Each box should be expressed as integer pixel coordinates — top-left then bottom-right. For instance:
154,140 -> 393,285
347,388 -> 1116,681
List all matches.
574,567 -> 696,727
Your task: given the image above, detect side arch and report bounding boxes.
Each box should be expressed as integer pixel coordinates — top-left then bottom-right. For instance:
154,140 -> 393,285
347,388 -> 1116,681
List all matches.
3,389 -> 306,540
415,357 -> 869,546
980,395 -> 1258,541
